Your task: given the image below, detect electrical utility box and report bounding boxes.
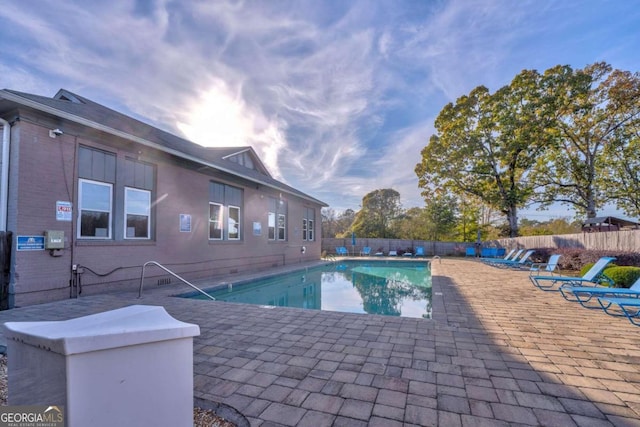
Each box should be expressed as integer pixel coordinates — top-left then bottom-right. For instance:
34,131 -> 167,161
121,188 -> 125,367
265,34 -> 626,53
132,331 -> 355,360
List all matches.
44,230 -> 65,249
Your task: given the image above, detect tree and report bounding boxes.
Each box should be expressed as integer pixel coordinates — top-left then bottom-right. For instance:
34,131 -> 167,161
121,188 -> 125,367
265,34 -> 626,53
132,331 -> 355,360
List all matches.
321,208 -> 356,237
416,69 -> 551,237
602,121 -> 640,218
392,207 -> 429,240
422,192 -> 458,241
351,189 -> 402,238
532,63 -> 640,218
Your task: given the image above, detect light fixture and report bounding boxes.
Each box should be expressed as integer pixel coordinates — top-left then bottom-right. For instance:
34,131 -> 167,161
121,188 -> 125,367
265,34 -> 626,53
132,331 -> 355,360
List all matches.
49,128 -> 63,138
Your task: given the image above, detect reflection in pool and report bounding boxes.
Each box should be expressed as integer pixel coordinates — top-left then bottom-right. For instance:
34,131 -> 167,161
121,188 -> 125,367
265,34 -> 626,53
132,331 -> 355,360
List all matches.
187,261 -> 432,319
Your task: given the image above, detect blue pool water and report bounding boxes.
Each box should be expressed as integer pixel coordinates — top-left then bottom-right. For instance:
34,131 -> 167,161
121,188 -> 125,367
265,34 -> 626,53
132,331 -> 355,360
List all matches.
186,260 -> 432,319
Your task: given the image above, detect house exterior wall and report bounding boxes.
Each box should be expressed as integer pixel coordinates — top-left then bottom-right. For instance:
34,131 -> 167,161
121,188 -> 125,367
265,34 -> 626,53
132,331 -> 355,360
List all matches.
8,113 -> 323,307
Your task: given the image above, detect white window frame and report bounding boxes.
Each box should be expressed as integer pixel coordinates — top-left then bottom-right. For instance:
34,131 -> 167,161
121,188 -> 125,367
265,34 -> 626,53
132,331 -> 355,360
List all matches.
124,187 -> 151,239
78,178 -> 113,239
268,212 -> 276,240
228,205 -> 241,240
308,219 -> 314,241
302,218 -> 308,241
209,203 -> 224,240
278,213 -> 286,241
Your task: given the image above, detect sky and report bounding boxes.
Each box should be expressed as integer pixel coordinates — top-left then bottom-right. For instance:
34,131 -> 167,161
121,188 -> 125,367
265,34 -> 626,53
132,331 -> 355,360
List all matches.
1,0 -> 639,221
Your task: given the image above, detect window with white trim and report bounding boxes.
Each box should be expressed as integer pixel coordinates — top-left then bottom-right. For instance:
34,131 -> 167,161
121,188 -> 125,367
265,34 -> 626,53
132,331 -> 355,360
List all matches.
209,203 -> 223,240
209,181 -> 243,241
303,207 -> 315,241
228,206 -> 241,240
78,179 -> 113,238
268,197 -> 287,241
124,187 -> 151,239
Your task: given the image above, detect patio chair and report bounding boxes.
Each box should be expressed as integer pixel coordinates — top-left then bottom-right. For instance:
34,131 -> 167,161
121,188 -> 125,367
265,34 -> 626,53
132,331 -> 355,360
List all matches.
501,250 -> 535,269
487,250 -> 534,268
483,249 -> 522,265
388,250 -> 398,256
359,246 -> 371,256
414,246 -> 425,257
335,246 -> 348,256
559,275 -> 640,309
597,297 -> 640,326
528,254 -> 561,276
530,256 -> 616,291
465,247 -> 476,257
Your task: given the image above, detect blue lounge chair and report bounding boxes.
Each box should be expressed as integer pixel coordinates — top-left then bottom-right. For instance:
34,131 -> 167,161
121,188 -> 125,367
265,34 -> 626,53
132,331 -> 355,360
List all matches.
530,256 -> 615,291
560,275 -> 640,309
597,297 -> 640,326
336,246 -> 348,256
465,247 -> 476,257
483,249 -> 522,265
359,246 -> 371,256
488,250 -> 534,268
414,246 -> 425,257
528,254 -> 561,276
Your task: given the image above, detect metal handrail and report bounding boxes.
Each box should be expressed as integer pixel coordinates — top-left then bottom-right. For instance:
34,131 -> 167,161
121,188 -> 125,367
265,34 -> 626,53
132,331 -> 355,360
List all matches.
138,261 -> 216,300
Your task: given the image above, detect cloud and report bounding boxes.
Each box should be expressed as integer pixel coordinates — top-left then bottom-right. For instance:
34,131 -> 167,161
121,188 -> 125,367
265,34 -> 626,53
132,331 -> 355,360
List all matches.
2,0 -> 639,219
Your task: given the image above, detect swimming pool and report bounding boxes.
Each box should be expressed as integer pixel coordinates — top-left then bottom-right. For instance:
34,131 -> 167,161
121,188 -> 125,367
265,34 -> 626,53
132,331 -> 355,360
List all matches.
185,260 -> 432,319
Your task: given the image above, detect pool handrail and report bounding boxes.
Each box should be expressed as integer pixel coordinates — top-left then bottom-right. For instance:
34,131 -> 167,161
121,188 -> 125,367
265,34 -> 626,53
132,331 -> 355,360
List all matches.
138,261 -> 216,300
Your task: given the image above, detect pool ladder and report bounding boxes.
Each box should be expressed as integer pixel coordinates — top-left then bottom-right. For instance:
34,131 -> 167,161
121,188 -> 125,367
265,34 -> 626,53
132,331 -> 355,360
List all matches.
138,261 -> 216,300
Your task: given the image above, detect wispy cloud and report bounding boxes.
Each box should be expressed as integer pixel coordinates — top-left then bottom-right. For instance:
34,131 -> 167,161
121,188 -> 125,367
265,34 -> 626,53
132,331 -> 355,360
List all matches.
1,0 -> 639,217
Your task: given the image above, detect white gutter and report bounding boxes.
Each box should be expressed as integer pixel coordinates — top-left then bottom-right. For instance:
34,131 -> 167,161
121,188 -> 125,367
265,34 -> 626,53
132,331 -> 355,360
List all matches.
0,90 -> 327,207
0,118 -> 10,231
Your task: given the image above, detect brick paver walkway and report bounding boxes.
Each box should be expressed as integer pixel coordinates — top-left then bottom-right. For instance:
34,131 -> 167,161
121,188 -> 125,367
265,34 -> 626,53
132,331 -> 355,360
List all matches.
1,258 -> 640,426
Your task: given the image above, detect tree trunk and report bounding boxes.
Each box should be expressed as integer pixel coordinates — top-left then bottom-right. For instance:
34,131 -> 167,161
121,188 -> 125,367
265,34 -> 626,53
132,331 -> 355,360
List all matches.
507,206 -> 519,237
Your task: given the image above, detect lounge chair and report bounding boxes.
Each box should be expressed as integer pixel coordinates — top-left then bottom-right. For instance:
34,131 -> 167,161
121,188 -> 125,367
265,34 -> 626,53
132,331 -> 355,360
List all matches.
528,254 -> 561,276
359,246 -> 371,256
559,275 -> 640,308
335,246 -> 348,256
488,250 -> 534,268
483,249 -> 522,265
597,297 -> 640,326
388,250 -> 398,256
530,256 -> 615,291
403,250 -> 413,257
414,246 -> 425,257
465,247 -> 476,257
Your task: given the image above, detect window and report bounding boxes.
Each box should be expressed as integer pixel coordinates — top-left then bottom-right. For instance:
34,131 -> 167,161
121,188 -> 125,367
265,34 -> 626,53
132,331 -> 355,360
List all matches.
123,158 -> 154,240
209,203 -> 223,240
125,187 -> 151,239
278,213 -> 286,240
268,212 -> 276,240
209,181 -> 243,241
78,179 -> 112,238
78,146 -> 156,241
228,206 -> 240,240
268,197 -> 287,241
303,208 -> 315,241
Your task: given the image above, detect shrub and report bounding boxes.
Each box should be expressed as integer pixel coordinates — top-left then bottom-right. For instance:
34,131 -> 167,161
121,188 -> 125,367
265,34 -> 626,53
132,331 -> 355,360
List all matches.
603,266 -> 640,288
578,264 -> 640,288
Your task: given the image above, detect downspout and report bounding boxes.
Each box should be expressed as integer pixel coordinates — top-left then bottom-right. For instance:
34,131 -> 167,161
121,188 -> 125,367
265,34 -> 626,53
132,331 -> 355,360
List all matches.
0,118 -> 10,231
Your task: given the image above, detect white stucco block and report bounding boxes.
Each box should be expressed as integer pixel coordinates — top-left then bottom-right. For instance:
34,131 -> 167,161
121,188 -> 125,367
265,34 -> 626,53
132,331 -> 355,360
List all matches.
2,305 -> 200,427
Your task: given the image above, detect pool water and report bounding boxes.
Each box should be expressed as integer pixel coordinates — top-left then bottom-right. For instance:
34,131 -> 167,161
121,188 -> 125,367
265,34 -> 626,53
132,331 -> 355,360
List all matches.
187,260 -> 432,319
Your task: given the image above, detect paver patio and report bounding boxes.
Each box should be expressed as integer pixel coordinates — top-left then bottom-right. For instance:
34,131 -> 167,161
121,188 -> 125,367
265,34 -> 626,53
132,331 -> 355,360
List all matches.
1,258 -> 640,426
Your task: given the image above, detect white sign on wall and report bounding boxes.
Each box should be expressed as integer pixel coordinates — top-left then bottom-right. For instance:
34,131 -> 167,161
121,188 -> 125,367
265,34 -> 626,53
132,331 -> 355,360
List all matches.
56,201 -> 72,221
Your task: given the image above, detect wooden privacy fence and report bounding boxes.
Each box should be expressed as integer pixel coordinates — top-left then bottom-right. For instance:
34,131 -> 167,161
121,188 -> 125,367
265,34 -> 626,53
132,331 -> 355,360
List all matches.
493,229 -> 640,253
